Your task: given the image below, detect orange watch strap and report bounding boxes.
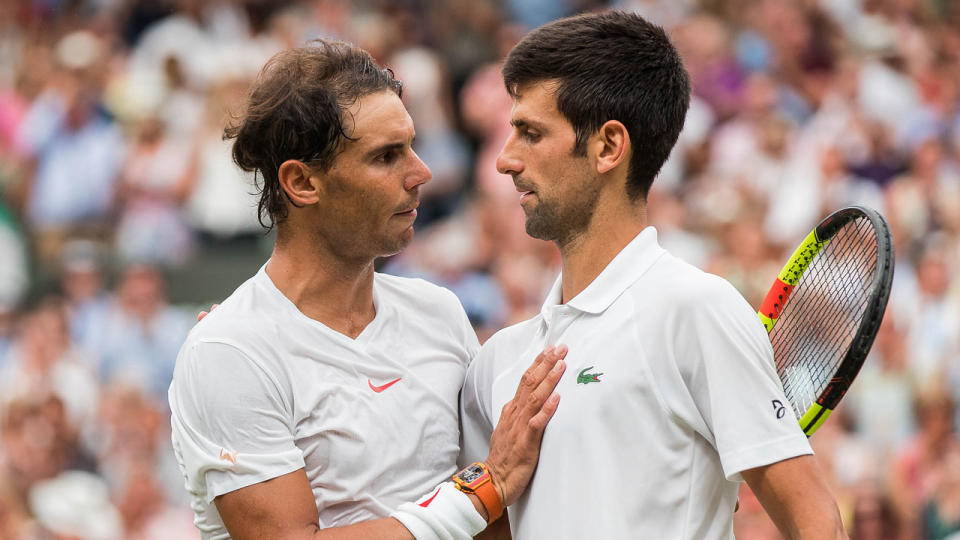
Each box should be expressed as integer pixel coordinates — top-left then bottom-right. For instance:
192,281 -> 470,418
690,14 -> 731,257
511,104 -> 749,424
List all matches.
472,478 -> 503,523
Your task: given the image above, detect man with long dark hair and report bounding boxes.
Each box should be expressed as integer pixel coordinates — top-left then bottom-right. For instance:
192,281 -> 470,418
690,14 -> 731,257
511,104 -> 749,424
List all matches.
170,41 -> 562,539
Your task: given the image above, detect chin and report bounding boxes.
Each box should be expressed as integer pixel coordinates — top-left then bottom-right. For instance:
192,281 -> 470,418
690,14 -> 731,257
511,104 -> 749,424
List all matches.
381,229 -> 415,257
524,216 -> 557,241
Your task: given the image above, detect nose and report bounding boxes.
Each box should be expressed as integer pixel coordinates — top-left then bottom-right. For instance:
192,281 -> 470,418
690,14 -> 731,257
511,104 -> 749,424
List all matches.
405,149 -> 432,191
496,132 -> 523,176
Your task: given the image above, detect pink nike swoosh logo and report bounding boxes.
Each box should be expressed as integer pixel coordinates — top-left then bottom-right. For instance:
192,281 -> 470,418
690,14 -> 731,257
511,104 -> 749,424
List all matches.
419,486 -> 442,507
368,377 -> 402,393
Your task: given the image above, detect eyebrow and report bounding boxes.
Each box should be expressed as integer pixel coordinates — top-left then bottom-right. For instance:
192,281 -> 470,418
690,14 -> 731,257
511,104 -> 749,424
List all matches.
510,118 -> 543,131
363,136 -> 415,160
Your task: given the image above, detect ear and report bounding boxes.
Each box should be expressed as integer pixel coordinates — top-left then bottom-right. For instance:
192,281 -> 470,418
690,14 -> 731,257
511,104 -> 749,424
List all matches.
592,120 -> 630,175
277,159 -> 321,206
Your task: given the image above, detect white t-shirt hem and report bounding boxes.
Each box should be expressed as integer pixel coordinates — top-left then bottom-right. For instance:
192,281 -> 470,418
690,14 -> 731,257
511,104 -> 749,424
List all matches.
204,461 -> 307,504
721,432 -> 813,482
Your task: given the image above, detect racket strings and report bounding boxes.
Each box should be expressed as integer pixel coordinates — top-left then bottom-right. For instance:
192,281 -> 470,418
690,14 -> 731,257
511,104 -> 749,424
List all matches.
778,246 -> 875,413
777,225 -> 876,368
770,218 -> 878,418
774,221 -> 876,414
775,224 -> 876,414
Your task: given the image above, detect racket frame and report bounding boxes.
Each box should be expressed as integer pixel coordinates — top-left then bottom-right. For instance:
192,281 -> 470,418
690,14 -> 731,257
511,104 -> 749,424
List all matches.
756,206 -> 894,436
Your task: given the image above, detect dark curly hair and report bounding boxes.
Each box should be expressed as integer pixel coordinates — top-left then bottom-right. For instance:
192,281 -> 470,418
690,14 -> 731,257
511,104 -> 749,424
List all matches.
224,39 -> 402,231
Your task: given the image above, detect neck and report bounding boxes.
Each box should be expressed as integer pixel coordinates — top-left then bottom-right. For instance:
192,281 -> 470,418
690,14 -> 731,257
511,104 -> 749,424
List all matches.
558,195 -> 648,303
266,229 -> 377,339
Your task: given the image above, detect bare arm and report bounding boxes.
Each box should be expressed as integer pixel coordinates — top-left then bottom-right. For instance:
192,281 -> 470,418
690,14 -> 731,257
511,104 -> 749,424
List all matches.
215,468 -> 413,540
741,454 -> 847,540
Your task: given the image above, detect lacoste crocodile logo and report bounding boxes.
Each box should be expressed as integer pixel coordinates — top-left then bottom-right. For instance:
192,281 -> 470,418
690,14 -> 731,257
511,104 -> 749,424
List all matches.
577,366 -> 603,384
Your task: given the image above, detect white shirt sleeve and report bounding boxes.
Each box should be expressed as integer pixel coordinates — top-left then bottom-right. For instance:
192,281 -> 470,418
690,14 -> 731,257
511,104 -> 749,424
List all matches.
169,340 -> 305,503
674,277 -> 812,481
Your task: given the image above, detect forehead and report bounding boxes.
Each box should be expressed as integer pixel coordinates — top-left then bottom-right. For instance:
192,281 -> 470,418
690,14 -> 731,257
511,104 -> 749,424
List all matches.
343,90 -> 414,147
510,81 -> 569,128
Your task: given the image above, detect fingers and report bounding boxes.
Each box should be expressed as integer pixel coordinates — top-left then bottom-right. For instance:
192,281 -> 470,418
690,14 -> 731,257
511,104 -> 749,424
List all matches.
524,353 -> 565,410
486,344 -> 569,506
515,347 -> 555,395
524,356 -> 565,436
515,344 -> 567,400
528,392 -> 561,432
196,303 -> 220,322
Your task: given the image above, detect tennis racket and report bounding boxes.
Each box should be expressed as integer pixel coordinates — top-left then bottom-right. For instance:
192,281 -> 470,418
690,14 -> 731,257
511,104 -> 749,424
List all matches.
757,206 -> 894,437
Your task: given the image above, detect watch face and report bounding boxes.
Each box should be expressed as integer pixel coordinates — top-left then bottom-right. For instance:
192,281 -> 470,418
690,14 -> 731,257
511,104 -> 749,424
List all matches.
457,464 -> 485,483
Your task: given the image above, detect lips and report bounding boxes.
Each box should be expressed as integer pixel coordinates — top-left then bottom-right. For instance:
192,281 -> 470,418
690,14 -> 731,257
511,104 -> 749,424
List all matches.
514,178 -> 536,197
394,201 -> 419,217
515,183 -> 536,204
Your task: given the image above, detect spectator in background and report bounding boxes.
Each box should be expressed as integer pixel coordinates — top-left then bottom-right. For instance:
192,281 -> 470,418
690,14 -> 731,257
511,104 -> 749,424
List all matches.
183,76 -> 260,241
2,394 -> 97,497
922,442 -> 960,539
88,265 -> 192,405
893,237 -> 959,383
58,239 -> 112,364
94,384 -> 195,539
27,470 -> 123,540
849,480 -> 901,540
0,298 -> 99,431
114,114 -> 195,266
848,314 -> 917,457
890,387 -> 960,534
14,32 -> 123,266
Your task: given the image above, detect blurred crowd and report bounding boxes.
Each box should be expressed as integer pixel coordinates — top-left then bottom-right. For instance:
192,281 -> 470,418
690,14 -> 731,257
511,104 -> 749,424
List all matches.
0,0 -> 958,538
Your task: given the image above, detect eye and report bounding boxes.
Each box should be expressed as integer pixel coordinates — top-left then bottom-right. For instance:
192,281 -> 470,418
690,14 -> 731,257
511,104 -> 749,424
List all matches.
375,149 -> 400,164
519,128 -> 540,142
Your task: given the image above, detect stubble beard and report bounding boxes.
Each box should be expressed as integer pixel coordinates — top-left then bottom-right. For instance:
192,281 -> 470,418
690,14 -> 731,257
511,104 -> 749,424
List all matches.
523,182 -> 601,249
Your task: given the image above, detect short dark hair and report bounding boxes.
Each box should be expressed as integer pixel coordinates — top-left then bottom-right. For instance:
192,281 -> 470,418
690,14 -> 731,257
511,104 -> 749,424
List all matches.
225,40 -> 402,230
502,11 -> 690,201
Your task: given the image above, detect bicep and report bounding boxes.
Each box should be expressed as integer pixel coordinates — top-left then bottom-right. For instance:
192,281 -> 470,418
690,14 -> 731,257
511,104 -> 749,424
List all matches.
216,468 -> 320,540
741,455 -> 845,539
215,470 -> 416,540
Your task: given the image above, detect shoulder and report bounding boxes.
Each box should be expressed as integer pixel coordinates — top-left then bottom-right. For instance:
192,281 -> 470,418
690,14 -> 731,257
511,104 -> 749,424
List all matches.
638,252 -> 752,316
175,273 -> 293,388
182,272 -> 283,350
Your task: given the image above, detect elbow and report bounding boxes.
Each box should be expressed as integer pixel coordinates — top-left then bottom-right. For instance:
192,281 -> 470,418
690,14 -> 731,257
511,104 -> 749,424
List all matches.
793,504 -> 847,540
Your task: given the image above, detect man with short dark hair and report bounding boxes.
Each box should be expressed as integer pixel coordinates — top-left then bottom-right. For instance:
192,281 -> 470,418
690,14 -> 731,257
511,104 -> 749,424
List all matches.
169,40 -> 563,540
459,12 -> 846,538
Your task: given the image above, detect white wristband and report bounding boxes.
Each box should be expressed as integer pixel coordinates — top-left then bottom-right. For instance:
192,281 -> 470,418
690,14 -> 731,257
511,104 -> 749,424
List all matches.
390,482 -> 487,540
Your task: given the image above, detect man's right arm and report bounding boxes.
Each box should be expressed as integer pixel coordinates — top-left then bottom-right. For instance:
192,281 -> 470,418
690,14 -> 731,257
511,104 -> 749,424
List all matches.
205,345 -> 566,539
215,468 -> 414,540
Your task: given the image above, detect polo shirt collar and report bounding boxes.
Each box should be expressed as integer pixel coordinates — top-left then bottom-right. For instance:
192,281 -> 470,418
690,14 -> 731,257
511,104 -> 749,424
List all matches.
540,226 -> 665,316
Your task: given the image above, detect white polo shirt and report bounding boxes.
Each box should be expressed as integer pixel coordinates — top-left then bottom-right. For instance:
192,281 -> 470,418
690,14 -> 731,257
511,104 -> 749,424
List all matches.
460,227 -> 811,539
169,266 -> 478,539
